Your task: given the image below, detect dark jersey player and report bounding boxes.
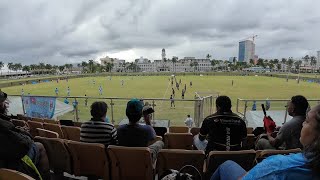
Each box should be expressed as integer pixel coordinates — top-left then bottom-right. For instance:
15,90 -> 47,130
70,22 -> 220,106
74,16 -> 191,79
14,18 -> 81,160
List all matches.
199,95 -> 247,154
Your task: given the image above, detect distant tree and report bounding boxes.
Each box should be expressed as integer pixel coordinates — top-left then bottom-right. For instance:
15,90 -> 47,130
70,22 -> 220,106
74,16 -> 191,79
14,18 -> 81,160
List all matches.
232,57 -> 237,65
0,61 -> 4,75
206,54 -> 212,59
303,55 -> 310,66
88,60 -> 94,73
249,59 -> 254,65
172,57 -> 178,72
22,65 -> 30,73
310,56 -> 317,67
294,60 -> 302,70
58,65 -> 65,73
7,62 -> 13,73
287,58 -> 294,71
211,60 -> 219,71
257,58 -> 265,67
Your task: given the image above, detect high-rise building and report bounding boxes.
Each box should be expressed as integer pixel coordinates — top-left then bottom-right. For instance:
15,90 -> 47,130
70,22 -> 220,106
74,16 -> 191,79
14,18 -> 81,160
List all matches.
317,51 -> 320,69
238,40 -> 255,63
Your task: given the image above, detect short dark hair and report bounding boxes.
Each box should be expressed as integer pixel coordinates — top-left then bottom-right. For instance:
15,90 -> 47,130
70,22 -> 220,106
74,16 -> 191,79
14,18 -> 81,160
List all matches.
90,101 -> 108,120
291,95 -> 309,116
216,96 -> 232,112
187,115 -> 190,117
126,99 -> 143,123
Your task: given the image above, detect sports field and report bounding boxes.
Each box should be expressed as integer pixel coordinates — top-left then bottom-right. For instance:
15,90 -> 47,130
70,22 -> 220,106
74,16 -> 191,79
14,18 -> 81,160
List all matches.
2,75 -> 320,125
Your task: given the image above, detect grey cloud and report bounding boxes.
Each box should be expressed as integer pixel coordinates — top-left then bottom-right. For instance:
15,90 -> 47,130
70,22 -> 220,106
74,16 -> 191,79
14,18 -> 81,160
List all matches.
0,0 -> 320,64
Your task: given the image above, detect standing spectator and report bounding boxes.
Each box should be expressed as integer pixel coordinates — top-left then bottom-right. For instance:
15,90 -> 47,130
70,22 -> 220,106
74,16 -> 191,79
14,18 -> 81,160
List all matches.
170,95 -> 175,108
55,87 -> 59,96
80,101 -> 117,146
67,86 -> 70,96
256,95 -> 309,150
181,89 -> 185,99
117,99 -> 163,162
184,115 -> 193,128
72,99 -> 78,114
84,94 -> 88,107
99,85 -> 103,95
252,101 -> 256,111
197,96 -> 247,154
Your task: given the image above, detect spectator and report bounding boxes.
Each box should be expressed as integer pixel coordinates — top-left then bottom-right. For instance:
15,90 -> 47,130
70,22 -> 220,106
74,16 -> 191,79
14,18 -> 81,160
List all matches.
80,101 -> 117,146
184,114 -> 193,128
117,99 -> 163,162
0,91 -> 50,179
256,95 -> 309,150
142,105 -> 155,126
197,96 -> 247,154
210,104 -> 320,180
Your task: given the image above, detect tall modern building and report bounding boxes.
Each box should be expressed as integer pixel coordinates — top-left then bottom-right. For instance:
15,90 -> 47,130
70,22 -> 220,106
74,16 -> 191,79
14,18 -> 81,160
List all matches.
238,40 -> 255,63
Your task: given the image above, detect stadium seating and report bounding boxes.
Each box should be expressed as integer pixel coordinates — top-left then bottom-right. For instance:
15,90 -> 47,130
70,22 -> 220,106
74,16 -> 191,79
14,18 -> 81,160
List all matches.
205,150 -> 256,178
242,134 -> 256,150
67,141 -> 109,180
157,149 -> 205,178
31,117 -> 43,123
43,123 -> 64,138
11,119 -> 28,127
73,122 -> 83,127
108,145 -> 154,180
27,121 -> 44,137
164,133 -> 193,150
169,126 -> 189,133
43,119 -> 59,124
37,128 -> 59,138
255,148 -> 302,163
0,168 -> 35,180
34,136 -> 73,176
190,127 -> 200,137
61,126 -> 81,141
153,127 -> 168,138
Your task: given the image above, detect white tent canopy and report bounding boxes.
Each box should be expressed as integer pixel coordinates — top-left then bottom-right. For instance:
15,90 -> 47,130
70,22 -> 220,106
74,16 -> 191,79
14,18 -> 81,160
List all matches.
245,110 -> 292,128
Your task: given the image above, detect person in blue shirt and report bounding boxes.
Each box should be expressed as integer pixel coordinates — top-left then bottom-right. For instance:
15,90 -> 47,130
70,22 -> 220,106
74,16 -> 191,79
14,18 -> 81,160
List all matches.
117,99 -> 163,163
210,104 -> 320,180
55,88 -> 59,96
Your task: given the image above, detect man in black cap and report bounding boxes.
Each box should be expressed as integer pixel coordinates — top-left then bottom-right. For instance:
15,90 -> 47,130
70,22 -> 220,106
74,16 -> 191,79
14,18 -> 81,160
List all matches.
117,98 -> 163,162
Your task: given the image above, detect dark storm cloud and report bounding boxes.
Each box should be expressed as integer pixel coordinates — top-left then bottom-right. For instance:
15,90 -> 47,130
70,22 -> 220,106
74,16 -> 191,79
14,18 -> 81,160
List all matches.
0,0 -> 319,65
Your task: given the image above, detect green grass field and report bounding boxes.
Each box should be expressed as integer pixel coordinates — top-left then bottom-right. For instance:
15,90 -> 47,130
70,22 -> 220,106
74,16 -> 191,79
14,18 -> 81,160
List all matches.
2,75 -> 320,125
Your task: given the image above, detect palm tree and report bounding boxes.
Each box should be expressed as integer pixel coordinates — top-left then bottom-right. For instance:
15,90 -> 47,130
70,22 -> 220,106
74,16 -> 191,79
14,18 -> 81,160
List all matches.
310,56 -> 317,69
206,54 -> 212,59
22,65 -> 30,73
257,58 -> 264,67
88,60 -> 94,73
281,58 -> 287,72
7,62 -> 13,74
172,57 -> 177,72
303,55 -> 310,66
249,59 -> 254,66
0,61 -> 4,75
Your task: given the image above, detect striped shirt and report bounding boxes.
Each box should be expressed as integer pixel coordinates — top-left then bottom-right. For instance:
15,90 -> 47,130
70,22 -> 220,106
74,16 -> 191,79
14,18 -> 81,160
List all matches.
80,121 -> 117,146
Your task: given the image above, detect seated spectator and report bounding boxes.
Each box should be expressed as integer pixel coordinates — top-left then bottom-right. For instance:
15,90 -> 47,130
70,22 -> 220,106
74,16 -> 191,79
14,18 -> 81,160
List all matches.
256,95 -> 309,150
0,91 -> 49,179
210,104 -> 320,180
142,105 -> 155,126
197,96 -> 247,154
184,114 -> 193,128
80,101 -> 117,146
117,99 -> 163,162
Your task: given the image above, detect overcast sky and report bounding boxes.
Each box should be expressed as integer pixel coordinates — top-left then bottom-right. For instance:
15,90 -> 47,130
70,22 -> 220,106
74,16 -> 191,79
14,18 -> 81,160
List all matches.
0,0 -> 320,65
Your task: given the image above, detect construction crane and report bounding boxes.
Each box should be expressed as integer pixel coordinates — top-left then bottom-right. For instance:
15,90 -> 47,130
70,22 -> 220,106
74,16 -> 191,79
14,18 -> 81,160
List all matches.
240,35 -> 258,43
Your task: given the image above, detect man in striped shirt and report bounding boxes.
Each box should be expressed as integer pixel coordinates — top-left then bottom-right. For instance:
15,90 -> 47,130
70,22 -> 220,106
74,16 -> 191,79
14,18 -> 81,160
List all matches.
80,101 -> 117,146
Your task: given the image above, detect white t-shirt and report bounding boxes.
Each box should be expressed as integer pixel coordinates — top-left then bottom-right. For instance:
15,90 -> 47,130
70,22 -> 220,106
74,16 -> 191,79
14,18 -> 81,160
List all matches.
184,117 -> 193,128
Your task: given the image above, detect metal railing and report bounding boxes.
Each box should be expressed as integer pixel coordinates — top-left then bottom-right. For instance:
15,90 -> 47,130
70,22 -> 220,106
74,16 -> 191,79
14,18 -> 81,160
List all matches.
9,94 -> 214,126
236,98 -> 320,124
